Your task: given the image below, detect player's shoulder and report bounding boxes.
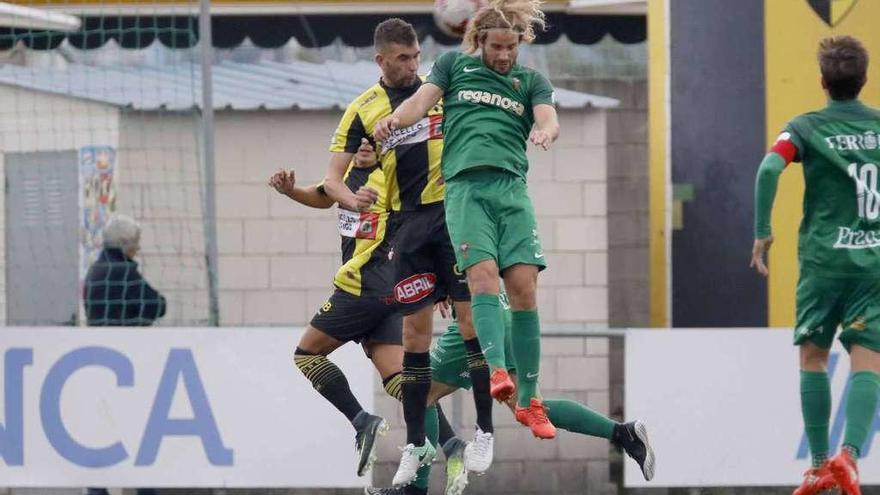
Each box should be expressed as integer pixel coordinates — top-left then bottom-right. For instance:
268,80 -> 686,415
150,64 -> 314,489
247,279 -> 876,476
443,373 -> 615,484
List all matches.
786,111 -> 824,136
346,82 -> 385,112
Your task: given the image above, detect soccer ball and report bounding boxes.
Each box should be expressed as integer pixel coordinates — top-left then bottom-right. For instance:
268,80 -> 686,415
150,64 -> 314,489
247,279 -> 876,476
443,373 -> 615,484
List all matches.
433,0 -> 486,38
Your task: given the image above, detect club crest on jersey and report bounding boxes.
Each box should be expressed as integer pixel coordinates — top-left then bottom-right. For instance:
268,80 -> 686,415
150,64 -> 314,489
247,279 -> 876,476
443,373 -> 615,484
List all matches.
394,273 -> 437,304
511,77 -> 521,91
807,0 -> 858,27
824,131 -> 880,151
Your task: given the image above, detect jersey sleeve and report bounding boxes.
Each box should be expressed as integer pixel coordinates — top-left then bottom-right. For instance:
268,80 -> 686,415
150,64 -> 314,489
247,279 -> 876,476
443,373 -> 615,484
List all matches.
770,120 -> 805,164
426,51 -> 458,91
329,101 -> 368,153
529,71 -> 555,107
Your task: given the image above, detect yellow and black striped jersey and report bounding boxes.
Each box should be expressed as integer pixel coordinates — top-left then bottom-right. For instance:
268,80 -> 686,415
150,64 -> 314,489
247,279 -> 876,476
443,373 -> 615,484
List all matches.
330,77 -> 445,211
331,163 -> 392,297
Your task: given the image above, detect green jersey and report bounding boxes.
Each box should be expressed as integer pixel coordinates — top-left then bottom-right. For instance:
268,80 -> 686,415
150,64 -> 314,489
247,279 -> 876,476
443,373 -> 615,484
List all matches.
783,99 -> 880,277
426,51 -> 555,181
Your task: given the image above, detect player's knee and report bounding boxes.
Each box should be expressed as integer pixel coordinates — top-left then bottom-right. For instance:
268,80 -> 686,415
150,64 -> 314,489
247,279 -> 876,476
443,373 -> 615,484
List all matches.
294,347 -> 344,389
383,371 -> 403,401
467,264 -> 500,294
799,343 -> 830,371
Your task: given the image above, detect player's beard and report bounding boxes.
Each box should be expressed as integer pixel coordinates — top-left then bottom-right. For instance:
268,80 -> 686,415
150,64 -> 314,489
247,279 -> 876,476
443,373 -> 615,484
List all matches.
484,54 -> 514,74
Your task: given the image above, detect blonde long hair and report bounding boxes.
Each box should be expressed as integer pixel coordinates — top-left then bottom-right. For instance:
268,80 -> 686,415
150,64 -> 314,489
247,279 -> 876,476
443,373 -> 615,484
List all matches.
462,0 -> 546,54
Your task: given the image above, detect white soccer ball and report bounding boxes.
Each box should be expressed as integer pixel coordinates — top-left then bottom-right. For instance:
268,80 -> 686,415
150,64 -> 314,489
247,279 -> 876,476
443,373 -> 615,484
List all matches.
433,0 -> 487,38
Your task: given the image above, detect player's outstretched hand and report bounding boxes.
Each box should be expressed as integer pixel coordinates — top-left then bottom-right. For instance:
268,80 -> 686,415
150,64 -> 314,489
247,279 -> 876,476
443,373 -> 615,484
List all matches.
354,138 -> 378,168
750,236 -> 773,276
353,186 -> 379,211
374,116 -> 400,142
529,129 -> 553,150
269,169 -> 296,196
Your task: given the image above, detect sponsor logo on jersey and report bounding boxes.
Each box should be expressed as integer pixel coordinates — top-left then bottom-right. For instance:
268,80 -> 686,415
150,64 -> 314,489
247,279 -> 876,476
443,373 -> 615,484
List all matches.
338,209 -> 379,240
824,131 -> 880,151
379,115 -> 443,151
457,90 -> 525,116
833,226 -> 880,249
394,273 -> 437,304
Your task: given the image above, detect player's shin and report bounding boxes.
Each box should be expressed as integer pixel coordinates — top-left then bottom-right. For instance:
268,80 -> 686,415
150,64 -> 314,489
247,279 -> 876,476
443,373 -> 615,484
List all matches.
294,347 -> 364,422
510,310 -> 541,407
471,294 -> 506,369
842,370 -> 880,460
800,370 -> 832,467
543,398 -> 614,439
465,337 -> 494,433
402,352 -> 433,445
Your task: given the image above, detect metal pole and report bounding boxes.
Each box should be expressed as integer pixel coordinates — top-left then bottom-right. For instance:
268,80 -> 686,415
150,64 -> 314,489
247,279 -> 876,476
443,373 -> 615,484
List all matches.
199,0 -> 220,326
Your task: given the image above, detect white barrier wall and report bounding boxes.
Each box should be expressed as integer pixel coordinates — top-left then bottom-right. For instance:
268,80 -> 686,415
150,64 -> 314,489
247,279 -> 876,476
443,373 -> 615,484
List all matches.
0,328 -> 374,488
625,329 -> 880,487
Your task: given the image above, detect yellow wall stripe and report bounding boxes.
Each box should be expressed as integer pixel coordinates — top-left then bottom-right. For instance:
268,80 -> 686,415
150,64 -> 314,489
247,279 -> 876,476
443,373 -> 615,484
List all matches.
648,0 -> 668,327
764,0 -> 880,326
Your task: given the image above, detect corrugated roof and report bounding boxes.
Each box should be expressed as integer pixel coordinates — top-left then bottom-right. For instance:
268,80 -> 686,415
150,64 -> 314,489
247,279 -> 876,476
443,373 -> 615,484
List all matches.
0,58 -> 620,110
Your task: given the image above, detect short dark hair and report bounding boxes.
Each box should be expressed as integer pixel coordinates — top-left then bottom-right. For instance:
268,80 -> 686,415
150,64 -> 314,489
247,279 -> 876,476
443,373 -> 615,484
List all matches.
818,36 -> 869,100
374,18 -> 417,52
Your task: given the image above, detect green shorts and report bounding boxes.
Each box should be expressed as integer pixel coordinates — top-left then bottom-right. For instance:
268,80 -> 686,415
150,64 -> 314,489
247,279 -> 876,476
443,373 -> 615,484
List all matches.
794,272 -> 880,352
431,322 -> 516,389
444,168 -> 547,273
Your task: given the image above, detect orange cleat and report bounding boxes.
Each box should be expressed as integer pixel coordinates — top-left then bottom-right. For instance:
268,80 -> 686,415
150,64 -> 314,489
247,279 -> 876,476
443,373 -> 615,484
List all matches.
792,462 -> 836,495
514,398 -> 556,439
827,450 -> 861,495
489,368 -> 514,402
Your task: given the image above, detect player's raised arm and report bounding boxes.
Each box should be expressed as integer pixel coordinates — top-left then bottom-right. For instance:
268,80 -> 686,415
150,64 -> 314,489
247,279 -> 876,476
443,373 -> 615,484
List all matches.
268,169 -> 335,209
530,104 -> 559,150
374,83 -> 443,141
272,138 -> 380,210
750,132 -> 798,276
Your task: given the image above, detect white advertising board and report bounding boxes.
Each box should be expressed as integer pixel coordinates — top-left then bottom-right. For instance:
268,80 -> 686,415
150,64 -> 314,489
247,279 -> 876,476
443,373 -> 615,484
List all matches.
625,329 -> 879,487
0,327 -> 375,487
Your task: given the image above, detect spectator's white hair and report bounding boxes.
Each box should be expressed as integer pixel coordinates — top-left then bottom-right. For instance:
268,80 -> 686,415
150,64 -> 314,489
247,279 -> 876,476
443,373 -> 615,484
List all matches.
102,214 -> 141,252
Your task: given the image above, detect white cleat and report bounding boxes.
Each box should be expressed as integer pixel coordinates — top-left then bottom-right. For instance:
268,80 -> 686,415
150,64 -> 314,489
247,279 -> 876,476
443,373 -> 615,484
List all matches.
391,440 -> 436,487
463,427 -> 494,474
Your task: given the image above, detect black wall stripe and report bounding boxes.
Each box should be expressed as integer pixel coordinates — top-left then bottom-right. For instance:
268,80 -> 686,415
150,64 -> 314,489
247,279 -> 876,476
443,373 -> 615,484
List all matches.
670,0 -> 767,326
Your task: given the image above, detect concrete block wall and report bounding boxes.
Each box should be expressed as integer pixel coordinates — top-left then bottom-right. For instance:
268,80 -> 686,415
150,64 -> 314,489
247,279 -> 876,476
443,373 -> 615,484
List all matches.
212,109 -> 611,327
555,78 -> 649,328
371,335 -> 617,495
0,96 -> 611,327
117,112 -> 210,325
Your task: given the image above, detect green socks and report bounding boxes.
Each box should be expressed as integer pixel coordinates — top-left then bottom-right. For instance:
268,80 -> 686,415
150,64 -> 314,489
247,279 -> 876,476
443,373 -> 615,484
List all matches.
544,398 -> 615,439
800,370 -> 831,467
843,370 -> 880,458
511,310 -> 541,407
471,293 -> 506,370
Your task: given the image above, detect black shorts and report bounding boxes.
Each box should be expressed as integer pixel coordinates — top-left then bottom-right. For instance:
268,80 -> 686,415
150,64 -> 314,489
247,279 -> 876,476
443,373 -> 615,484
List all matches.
309,289 -> 402,352
386,203 -> 470,315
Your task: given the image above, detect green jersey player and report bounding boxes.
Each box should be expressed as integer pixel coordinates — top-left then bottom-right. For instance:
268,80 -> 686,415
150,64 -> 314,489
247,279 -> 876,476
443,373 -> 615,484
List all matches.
375,0 -> 560,443
752,36 -> 880,495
